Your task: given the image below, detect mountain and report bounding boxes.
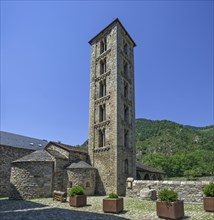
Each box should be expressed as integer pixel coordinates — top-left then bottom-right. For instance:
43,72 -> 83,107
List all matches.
78,118 -> 214,178
136,118 -> 214,178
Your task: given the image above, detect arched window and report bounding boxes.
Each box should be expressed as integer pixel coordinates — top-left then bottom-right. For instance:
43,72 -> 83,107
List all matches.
123,41 -> 128,55
99,80 -> 106,98
124,104 -> 129,124
125,159 -> 128,174
124,62 -> 128,76
67,181 -> 72,188
100,58 -> 107,75
99,129 -> 105,147
99,104 -> 106,122
124,81 -> 128,98
100,37 -> 107,54
124,129 -> 129,148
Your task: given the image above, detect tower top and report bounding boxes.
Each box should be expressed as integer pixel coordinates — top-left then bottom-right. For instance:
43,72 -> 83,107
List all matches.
88,18 -> 136,47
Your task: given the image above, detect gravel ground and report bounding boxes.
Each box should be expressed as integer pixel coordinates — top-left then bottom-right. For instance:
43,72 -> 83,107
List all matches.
0,197 -> 214,220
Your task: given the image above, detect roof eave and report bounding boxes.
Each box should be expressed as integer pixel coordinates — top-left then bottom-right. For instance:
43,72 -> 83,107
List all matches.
88,18 -> 136,47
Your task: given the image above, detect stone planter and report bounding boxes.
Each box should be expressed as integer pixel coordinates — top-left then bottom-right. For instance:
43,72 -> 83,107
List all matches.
203,197 -> 214,212
69,195 -> 87,207
156,200 -> 184,219
103,198 -> 124,214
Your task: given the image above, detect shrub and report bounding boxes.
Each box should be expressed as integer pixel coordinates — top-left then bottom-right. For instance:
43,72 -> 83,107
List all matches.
108,192 -> 119,199
158,189 -> 178,202
203,182 -> 214,197
68,186 -> 85,196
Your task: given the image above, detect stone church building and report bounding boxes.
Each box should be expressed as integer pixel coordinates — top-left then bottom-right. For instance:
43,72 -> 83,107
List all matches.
1,19 -> 165,199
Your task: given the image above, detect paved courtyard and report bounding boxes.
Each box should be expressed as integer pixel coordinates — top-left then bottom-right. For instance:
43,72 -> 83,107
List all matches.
0,196 -> 214,220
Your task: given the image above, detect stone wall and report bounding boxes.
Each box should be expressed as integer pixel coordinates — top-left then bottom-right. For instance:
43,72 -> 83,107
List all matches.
67,168 -> 97,196
126,180 -> 210,203
53,158 -> 70,191
0,145 -> 34,197
9,161 -> 54,199
46,144 -> 69,159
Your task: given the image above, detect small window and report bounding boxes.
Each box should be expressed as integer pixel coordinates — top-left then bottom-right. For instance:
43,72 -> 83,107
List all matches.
124,42 -> 128,55
99,80 -> 106,98
86,182 -> 90,188
124,130 -> 129,148
100,59 -> 107,75
67,181 -> 72,188
124,62 -> 128,76
99,129 -> 105,147
100,37 -> 107,54
124,81 -> 128,98
99,104 -> 106,122
124,105 -> 129,122
125,159 -> 128,174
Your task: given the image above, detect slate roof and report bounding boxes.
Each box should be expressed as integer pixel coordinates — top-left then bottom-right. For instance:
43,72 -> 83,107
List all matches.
66,159 -> 94,169
0,131 -> 48,150
88,18 -> 136,47
136,162 -> 165,174
46,141 -> 88,155
13,150 -> 54,163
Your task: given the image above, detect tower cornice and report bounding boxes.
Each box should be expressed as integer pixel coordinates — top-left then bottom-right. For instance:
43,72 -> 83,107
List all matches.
88,18 -> 136,47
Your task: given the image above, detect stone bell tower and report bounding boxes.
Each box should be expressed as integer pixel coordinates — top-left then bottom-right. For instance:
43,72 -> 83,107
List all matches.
88,19 -> 136,196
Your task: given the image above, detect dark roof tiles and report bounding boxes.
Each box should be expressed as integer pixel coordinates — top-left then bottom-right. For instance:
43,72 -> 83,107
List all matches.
13,150 -> 54,163
0,131 -> 48,150
136,162 -> 165,174
67,160 -> 94,169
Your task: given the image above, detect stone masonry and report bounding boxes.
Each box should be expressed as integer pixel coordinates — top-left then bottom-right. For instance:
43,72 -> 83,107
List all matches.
88,18 -> 136,196
0,145 -> 34,197
126,180 -> 210,203
10,161 -> 54,199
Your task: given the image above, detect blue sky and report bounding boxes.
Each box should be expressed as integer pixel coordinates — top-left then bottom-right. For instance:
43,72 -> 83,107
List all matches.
1,1 -> 213,145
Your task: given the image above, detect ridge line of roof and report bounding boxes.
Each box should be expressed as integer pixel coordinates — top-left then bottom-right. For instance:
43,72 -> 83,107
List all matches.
46,141 -> 88,154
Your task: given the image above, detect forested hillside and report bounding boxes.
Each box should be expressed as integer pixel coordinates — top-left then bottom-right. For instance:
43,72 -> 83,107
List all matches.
136,119 -> 214,178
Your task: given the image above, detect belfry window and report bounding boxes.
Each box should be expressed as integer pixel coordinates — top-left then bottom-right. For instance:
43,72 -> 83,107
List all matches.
99,80 -> 106,98
124,159 -> 128,174
99,104 -> 106,122
100,37 -> 107,54
124,105 -> 129,123
124,62 -> 128,77
124,81 -> 128,98
124,130 -> 129,148
99,129 -> 105,147
100,59 -> 107,75
123,41 -> 128,55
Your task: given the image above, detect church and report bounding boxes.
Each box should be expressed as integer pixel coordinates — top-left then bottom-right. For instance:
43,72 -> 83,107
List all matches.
1,19 -> 164,199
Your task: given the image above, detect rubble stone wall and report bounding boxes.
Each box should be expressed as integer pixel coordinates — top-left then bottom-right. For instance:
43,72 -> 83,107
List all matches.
0,145 -> 34,197
126,180 -> 210,203
9,161 -> 54,199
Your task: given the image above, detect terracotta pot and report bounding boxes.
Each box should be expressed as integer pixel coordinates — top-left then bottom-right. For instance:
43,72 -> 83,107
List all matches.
203,197 -> 214,212
103,198 -> 124,214
156,200 -> 184,219
69,195 -> 87,207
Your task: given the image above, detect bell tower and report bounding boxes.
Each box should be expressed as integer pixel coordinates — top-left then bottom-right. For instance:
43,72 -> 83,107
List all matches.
88,19 -> 136,195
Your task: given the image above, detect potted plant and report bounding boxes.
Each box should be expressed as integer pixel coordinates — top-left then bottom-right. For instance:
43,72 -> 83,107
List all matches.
68,185 -> 87,207
203,182 -> 214,212
103,192 -> 124,214
156,189 -> 184,219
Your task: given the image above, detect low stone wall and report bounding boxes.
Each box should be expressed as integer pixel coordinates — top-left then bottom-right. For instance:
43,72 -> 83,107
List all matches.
126,180 -> 210,203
